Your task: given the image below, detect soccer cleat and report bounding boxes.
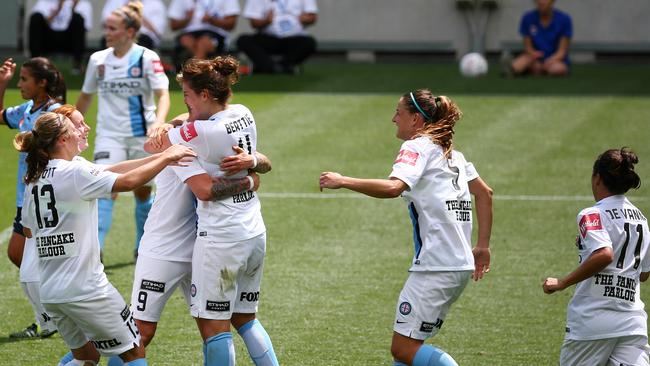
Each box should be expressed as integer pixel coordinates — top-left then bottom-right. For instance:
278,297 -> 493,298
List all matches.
40,328 -> 58,338
9,323 -> 39,339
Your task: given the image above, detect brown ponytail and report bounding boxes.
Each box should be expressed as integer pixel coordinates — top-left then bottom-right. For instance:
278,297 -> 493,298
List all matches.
405,89 -> 462,158
13,112 -> 67,184
593,147 -> 642,194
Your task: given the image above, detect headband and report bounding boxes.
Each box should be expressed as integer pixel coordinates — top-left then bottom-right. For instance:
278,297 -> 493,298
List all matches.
410,92 -> 431,121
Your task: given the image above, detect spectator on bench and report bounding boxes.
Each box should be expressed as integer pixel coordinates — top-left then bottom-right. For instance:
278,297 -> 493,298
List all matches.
29,0 -> 93,74
237,0 -> 318,74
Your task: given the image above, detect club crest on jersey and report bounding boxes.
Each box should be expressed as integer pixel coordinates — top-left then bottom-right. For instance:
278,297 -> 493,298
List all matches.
181,122 -> 198,142
579,213 -> 602,238
129,66 -> 142,78
97,65 -> 105,80
191,284 -> 197,297
152,60 -> 164,73
394,149 -> 419,166
399,302 -> 412,315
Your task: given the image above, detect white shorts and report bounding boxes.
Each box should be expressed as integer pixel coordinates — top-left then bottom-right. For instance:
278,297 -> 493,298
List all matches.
190,233 -> 266,320
560,335 -> 650,366
394,271 -> 471,340
44,285 -> 141,357
131,255 -> 192,322
21,281 -> 56,332
93,135 -> 149,164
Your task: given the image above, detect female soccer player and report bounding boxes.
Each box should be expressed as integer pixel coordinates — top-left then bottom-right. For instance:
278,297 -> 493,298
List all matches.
543,148 -> 650,366
147,56 -> 278,366
0,56 -> 65,338
16,112 -> 195,366
76,1 -> 170,256
319,89 -> 493,366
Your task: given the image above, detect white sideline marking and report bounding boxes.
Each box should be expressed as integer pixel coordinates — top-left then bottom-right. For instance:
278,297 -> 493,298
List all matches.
1,194 -> 645,245
260,192 -> 649,202
0,226 -> 13,245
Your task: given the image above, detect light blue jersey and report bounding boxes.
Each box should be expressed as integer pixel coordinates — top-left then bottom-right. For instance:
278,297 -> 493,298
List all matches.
3,99 -> 61,207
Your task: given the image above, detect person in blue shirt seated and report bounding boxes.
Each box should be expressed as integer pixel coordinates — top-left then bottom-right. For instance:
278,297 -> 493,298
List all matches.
507,0 -> 572,77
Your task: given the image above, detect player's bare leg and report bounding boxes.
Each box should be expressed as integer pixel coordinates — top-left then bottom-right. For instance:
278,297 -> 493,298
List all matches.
69,342 -> 100,365
134,319 -> 158,347
391,332 -> 457,366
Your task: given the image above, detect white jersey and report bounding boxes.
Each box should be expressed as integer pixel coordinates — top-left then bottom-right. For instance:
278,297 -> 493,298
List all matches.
565,195 -> 650,340
243,0 -> 317,37
389,137 -> 478,272
101,0 -> 167,47
167,0 -> 240,38
82,44 -> 169,138
138,160 -> 200,262
31,0 -> 93,31
168,104 -> 265,242
21,157 -> 119,303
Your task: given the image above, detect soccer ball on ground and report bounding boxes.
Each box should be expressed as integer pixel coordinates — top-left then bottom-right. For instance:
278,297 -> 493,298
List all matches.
459,52 -> 488,78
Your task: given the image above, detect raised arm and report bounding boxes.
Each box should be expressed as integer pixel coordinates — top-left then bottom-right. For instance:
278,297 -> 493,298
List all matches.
112,144 -> 196,192
75,92 -> 94,115
469,177 -> 493,281
319,172 -> 407,199
0,58 -> 17,120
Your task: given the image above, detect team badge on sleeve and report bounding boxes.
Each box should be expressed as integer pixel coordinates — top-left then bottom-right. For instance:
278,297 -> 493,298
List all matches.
579,213 -> 602,238
152,60 -> 164,74
97,65 -> 105,80
394,149 -> 419,166
180,123 -> 198,142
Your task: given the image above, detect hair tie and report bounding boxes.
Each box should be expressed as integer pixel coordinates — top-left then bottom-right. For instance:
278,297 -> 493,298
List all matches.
410,92 -> 431,121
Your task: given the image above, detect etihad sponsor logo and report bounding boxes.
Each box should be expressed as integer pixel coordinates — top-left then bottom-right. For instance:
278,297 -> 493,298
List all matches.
140,279 -> 165,293
206,301 -> 230,312
579,213 -> 602,238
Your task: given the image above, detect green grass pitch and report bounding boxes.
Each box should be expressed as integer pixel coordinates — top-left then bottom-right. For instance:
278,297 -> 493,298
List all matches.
0,61 -> 649,364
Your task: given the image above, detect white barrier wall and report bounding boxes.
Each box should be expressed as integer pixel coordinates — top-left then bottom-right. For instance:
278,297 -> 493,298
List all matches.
18,0 -> 650,53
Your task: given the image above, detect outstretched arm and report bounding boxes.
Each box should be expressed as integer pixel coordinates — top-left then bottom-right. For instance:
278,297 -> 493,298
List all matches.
319,172 -> 407,199
543,247 -> 614,294
469,177 -> 493,281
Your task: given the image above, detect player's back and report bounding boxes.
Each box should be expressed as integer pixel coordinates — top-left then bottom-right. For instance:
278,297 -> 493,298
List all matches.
567,195 -> 650,340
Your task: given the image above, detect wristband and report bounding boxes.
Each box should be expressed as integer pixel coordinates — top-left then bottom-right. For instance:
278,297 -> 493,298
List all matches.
251,153 -> 258,169
246,175 -> 254,191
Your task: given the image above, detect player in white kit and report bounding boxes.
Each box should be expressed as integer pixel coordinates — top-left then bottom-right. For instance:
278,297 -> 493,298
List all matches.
543,147 -> 650,366
320,89 -> 493,366
147,56 -> 278,366
76,1 -> 170,257
16,112 -> 195,366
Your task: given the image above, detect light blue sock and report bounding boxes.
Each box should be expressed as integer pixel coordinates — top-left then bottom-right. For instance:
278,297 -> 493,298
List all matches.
125,359 -> 148,366
134,195 -> 153,251
393,362 -> 408,366
108,356 -> 126,366
412,345 -> 458,366
205,332 -> 235,366
98,198 -> 115,250
57,351 -> 73,366
238,319 -> 279,366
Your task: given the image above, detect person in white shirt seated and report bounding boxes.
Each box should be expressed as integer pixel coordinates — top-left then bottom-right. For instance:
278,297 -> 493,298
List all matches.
236,0 -> 318,74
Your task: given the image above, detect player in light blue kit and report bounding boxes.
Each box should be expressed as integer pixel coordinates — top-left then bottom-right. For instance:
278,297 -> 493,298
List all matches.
0,56 -> 65,339
76,1 -> 170,258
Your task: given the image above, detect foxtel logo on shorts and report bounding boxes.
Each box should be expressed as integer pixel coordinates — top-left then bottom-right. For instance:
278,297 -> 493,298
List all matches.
394,149 -> 419,166
579,213 -> 602,238
181,123 -> 198,142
